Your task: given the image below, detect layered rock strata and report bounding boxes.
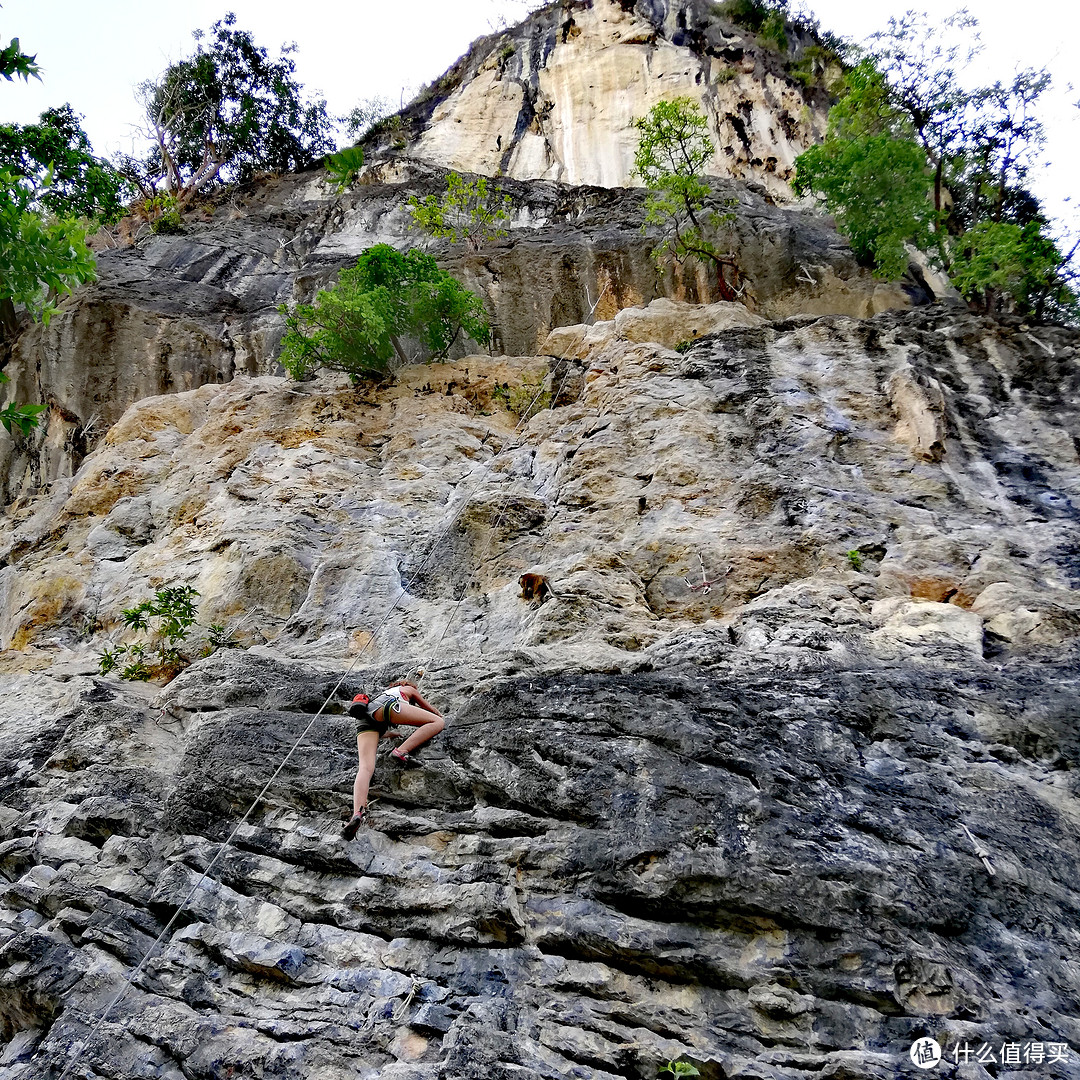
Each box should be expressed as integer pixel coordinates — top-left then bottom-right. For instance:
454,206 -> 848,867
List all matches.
0,162 -> 916,507
1,305 -> 1079,1076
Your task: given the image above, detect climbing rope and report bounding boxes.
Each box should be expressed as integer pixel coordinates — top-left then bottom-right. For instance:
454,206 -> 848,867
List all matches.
55,356 -> 568,1080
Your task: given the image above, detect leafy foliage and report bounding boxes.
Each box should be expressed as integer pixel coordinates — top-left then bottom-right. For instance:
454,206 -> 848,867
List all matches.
0,373 -> 46,434
125,13 -> 335,205
326,145 -> 366,192
632,98 -> 738,298
794,129 -> 940,280
0,167 -> 97,321
99,586 -> 232,681
0,31 -> 97,435
865,10 -> 980,215
794,11 -> 1075,321
658,1060 -> 701,1078
950,221 -> 1078,321
718,0 -> 787,37
278,244 -> 490,381
0,37 -> 39,83
408,173 -> 512,251
0,105 -> 126,224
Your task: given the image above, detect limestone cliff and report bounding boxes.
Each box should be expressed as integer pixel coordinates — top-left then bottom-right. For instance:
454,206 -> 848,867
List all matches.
1,3 -> 1079,1077
0,161 -> 918,507
402,0 -> 831,195
2,303 -> 1080,1079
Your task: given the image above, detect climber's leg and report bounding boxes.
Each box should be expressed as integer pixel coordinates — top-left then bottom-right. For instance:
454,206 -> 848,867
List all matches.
391,701 -> 446,756
345,731 -> 380,833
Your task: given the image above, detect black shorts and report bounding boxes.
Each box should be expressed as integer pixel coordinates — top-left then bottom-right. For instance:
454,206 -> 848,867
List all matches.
350,697 -> 400,736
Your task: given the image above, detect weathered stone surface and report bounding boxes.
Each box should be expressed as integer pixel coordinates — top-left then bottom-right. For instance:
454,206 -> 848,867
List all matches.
405,0 -> 831,197
2,643 -> 1080,1079
540,297 -> 764,357
3,306 -> 1077,678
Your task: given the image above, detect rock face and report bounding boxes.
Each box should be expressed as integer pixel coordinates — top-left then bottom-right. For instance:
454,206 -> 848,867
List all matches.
2,305 -> 1080,1077
1,5 -> 1078,1076
0,161 -> 919,506
405,0 -> 831,195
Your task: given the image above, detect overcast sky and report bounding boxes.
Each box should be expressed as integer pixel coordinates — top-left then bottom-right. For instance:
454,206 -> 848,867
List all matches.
2,0 -> 1077,230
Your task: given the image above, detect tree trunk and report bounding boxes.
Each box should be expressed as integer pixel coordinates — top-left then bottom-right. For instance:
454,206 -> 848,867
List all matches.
0,298 -> 18,344
390,334 -> 409,366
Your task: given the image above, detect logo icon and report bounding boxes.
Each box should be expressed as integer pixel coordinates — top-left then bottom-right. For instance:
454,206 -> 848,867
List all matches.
910,1038 -> 943,1070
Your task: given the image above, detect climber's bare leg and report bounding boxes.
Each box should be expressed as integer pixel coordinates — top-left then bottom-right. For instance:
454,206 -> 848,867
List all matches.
352,731 -> 380,813
392,702 -> 445,755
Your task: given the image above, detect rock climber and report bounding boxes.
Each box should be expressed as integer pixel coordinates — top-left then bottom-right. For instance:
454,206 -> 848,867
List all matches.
342,679 -> 445,838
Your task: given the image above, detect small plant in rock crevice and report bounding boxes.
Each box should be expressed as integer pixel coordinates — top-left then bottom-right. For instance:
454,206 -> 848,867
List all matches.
506,374 -> 551,421
846,549 -> 864,571
98,586 -> 241,682
658,1059 -> 701,1078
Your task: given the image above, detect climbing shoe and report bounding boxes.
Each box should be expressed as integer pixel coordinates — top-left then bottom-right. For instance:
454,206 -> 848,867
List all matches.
390,748 -> 419,768
341,807 -> 367,840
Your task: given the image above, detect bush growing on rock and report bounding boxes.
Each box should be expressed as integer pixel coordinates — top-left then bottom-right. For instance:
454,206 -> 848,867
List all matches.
99,586 -> 241,681
407,172 -> 512,251
278,243 -> 490,380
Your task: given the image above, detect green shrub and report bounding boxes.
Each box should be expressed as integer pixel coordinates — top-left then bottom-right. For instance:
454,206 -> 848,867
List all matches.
326,145 -> 366,192
278,244 -> 490,382
846,549 -> 864,571
100,585 -> 214,681
408,172 -> 512,252
658,1060 -> 700,1079
0,373 -> 46,435
507,374 -> 550,421
141,192 -> 182,234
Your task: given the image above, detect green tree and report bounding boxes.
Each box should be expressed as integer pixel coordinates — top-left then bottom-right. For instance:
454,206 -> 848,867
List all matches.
950,221 -> 1077,320
866,10 -> 980,216
278,244 -> 490,381
407,172 -> 512,251
633,98 -> 738,298
124,13 -> 334,205
0,104 -> 126,223
0,31 -> 98,438
794,60 -> 942,279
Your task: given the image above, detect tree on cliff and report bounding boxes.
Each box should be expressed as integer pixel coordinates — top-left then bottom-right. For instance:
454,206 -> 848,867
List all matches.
407,172 -> 512,252
121,13 -> 335,206
632,98 -> 739,300
277,244 -> 490,381
0,35 -> 118,433
792,59 -> 942,281
794,12 -> 1077,322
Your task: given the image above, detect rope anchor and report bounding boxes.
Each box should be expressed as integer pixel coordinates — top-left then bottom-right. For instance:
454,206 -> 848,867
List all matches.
684,553 -> 728,595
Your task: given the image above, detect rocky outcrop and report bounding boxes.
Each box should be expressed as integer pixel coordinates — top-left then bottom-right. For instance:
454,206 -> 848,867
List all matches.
2,302 -> 1080,1077
3,644 -> 1080,1080
403,0 -> 831,196
3,305 -> 1078,669
0,161 -> 922,507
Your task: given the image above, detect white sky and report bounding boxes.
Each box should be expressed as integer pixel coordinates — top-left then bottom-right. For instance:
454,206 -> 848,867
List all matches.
2,0 -> 1077,229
